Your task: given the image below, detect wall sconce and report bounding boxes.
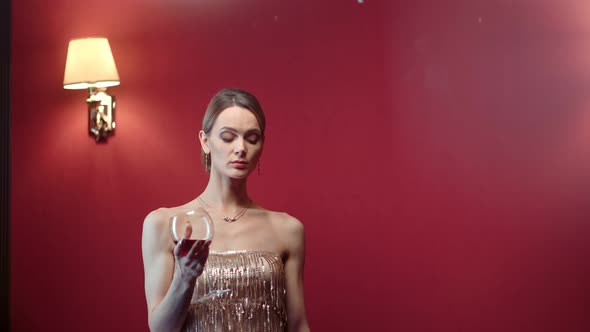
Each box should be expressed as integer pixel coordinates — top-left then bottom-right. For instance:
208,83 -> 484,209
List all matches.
63,37 -> 120,141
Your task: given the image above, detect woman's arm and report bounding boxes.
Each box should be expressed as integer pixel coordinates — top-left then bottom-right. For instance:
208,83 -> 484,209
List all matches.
281,214 -> 311,332
142,209 -> 209,332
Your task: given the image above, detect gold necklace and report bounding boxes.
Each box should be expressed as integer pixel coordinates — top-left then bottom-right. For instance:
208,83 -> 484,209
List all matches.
197,196 -> 250,223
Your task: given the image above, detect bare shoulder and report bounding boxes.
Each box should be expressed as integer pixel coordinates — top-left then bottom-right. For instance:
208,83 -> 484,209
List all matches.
143,208 -> 167,226
252,206 -> 303,235
273,212 -> 304,235
143,205 -> 191,230
142,207 -> 177,253
264,210 -> 305,257
142,208 -> 173,235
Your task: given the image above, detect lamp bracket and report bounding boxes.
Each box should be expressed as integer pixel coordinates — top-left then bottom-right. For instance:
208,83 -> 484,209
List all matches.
87,87 -> 116,142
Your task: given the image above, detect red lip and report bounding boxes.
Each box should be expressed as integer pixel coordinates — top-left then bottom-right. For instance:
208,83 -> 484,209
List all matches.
231,160 -> 248,165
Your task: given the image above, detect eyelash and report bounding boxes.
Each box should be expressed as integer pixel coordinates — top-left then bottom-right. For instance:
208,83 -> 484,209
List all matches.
221,136 -> 259,144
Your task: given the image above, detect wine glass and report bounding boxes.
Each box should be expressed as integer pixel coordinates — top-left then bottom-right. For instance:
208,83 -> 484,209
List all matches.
169,207 -> 230,301
169,207 -> 213,255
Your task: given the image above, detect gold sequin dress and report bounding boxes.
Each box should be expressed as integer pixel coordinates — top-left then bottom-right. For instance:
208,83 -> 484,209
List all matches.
181,250 -> 288,332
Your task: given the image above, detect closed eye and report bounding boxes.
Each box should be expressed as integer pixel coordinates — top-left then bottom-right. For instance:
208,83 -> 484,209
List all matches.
246,135 -> 260,144
220,133 -> 236,142
219,129 -> 261,144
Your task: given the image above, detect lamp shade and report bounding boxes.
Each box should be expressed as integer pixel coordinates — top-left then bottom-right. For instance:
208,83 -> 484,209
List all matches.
63,37 -> 120,90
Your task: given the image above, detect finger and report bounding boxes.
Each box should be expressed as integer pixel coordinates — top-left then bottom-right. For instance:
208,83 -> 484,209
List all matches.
183,222 -> 193,239
174,238 -> 192,257
196,240 -> 211,256
173,242 -> 182,257
187,239 -> 205,257
195,244 -> 210,264
194,264 -> 204,277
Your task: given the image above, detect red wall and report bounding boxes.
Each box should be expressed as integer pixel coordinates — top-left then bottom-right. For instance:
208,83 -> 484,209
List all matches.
11,0 -> 590,331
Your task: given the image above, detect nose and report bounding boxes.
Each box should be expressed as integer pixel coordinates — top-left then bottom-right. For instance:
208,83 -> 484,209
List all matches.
234,138 -> 246,156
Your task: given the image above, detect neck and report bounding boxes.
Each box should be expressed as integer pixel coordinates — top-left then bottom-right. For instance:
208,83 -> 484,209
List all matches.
199,168 -> 251,212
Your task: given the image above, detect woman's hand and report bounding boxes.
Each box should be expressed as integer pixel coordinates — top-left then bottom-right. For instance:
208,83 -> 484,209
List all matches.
173,222 -> 210,283
143,209 -> 211,332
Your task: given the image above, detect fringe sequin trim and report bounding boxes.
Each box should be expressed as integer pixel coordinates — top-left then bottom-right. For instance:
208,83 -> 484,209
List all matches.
182,250 -> 287,332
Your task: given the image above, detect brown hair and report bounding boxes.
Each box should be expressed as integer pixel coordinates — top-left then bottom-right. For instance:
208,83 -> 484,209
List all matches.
201,88 -> 266,172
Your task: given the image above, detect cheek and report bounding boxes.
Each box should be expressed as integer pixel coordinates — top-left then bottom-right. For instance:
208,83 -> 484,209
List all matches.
209,141 -> 229,155
252,145 -> 263,158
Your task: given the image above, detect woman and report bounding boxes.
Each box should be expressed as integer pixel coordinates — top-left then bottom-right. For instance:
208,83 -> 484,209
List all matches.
142,88 -> 310,332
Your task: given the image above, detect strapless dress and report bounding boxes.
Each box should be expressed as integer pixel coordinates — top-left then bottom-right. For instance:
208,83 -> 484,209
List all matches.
181,250 -> 287,331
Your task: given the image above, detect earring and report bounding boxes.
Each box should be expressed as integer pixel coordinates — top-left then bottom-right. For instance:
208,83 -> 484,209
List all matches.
205,153 -> 210,172
257,158 -> 261,176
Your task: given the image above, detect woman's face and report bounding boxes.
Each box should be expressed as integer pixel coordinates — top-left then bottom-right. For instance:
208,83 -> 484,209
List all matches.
200,106 -> 263,179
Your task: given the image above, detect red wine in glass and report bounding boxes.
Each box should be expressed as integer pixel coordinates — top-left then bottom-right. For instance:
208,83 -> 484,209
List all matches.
174,239 -> 202,256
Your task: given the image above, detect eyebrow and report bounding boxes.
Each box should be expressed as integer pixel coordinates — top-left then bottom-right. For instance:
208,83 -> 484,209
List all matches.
219,126 -> 261,135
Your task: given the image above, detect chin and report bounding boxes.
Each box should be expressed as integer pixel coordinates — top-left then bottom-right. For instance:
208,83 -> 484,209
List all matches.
228,169 -> 252,179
